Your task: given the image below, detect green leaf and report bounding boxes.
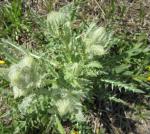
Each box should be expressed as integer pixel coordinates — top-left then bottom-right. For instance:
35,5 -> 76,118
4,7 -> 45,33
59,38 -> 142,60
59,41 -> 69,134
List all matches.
109,96 -> 128,106
55,116 -> 66,134
87,61 -> 102,68
101,79 -> 144,93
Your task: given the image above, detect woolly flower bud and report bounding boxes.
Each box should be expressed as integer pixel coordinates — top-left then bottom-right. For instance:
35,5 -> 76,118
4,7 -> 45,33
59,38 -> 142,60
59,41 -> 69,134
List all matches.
8,56 -> 35,98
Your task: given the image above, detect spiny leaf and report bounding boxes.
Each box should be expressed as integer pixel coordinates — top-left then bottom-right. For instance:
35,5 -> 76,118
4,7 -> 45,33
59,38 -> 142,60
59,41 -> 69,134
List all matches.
109,96 -> 129,106
101,79 -> 144,93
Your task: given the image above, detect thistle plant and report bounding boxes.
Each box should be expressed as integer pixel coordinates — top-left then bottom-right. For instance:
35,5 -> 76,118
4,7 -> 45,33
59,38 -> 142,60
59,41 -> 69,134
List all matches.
0,4 -> 112,133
